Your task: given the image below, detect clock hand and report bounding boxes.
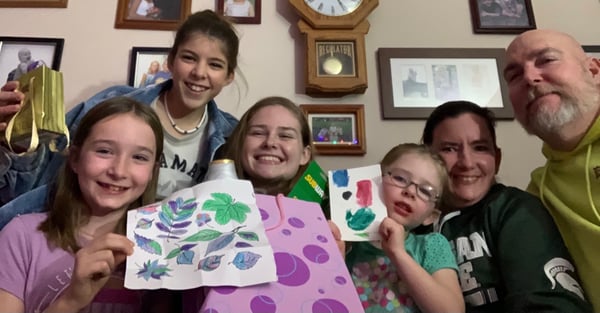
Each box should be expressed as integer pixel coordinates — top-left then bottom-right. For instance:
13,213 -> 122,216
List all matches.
337,0 -> 348,12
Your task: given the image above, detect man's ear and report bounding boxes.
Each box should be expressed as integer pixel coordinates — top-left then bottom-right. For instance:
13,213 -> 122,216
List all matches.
589,57 -> 600,83
422,209 -> 441,226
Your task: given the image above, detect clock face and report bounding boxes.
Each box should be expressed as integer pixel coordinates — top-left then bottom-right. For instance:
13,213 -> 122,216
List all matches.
303,0 -> 364,17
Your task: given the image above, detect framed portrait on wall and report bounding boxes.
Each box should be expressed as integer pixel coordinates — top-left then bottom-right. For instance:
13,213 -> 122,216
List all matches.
0,36 -> 64,83
217,0 -> 261,24
469,0 -> 536,34
115,0 -> 192,31
128,47 -> 171,88
0,0 -> 67,7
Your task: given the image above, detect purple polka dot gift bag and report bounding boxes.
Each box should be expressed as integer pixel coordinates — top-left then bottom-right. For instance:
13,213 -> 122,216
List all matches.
201,194 -> 364,313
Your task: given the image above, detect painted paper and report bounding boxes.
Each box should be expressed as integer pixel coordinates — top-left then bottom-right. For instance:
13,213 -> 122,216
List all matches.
328,164 -> 387,241
125,179 -> 277,290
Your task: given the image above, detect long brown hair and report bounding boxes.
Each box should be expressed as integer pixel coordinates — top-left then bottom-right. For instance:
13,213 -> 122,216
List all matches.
224,96 -> 313,195
39,97 -> 164,252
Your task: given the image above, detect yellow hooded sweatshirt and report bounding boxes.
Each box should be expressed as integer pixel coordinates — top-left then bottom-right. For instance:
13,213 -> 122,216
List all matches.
528,116 -> 600,310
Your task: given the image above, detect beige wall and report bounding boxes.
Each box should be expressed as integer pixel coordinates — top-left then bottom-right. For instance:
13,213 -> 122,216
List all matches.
1,0 -> 599,189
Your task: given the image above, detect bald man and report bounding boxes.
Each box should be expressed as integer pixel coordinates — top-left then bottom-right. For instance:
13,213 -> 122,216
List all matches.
504,29 -> 600,310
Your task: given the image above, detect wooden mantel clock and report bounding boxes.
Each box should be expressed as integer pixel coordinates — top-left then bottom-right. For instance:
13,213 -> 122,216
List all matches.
289,0 -> 379,97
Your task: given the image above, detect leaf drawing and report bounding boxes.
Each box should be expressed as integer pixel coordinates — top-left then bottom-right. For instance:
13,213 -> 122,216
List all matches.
195,213 -> 212,227
155,197 -> 197,239
136,218 -> 153,230
235,242 -> 253,248
165,244 -> 198,260
236,231 -> 259,241
198,254 -> 224,272
205,233 -> 234,256
231,251 -> 262,270
137,205 -> 158,215
136,259 -> 172,281
177,250 -> 195,265
134,233 -> 162,255
202,193 -> 251,225
181,229 -> 222,242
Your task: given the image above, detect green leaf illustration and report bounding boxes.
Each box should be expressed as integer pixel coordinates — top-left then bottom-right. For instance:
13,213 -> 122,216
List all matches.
181,229 -> 223,242
202,192 -> 251,225
237,231 -> 259,241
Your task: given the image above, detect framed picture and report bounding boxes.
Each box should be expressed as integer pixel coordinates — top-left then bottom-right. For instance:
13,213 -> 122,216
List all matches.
128,47 -> 171,87
469,0 -> 536,34
217,0 -> 261,24
0,0 -> 67,7
583,45 -> 600,59
377,48 -> 513,120
115,0 -> 192,31
0,36 -> 64,83
299,104 -> 366,156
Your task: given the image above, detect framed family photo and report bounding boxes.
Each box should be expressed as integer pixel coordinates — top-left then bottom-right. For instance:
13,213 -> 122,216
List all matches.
377,47 -> 513,119
583,46 -> 600,59
0,0 -> 67,7
128,47 -> 171,87
469,0 -> 536,34
115,0 -> 191,31
299,104 -> 366,155
217,0 -> 261,24
0,36 -> 64,83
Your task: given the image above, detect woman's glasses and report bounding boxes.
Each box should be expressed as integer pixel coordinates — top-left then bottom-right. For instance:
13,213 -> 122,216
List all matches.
384,169 -> 439,203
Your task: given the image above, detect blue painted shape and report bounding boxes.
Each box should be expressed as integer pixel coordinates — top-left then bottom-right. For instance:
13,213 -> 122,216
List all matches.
332,169 -> 349,187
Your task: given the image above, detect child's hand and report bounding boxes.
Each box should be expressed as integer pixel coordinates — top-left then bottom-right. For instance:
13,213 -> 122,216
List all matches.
327,220 -> 346,258
379,217 -> 406,257
58,233 -> 134,310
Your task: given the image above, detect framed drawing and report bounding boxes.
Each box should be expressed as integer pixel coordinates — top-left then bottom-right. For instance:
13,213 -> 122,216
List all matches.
469,0 -> 536,34
0,0 -> 67,7
377,48 -> 513,119
583,45 -> 600,59
217,0 -> 261,24
128,47 -> 171,87
299,104 -> 366,155
0,36 -> 64,83
115,0 -> 192,31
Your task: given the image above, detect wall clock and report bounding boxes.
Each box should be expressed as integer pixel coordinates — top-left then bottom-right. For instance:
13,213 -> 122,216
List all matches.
289,0 -> 379,96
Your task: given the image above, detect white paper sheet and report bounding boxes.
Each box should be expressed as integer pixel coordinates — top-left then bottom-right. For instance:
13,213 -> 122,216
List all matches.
328,164 -> 387,241
124,179 -> 277,290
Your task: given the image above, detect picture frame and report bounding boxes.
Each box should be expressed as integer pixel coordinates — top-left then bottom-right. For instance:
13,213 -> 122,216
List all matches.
0,36 -> 64,83
128,47 -> 171,87
0,0 -> 67,7
583,45 -> 600,59
217,0 -> 261,24
377,48 -> 513,120
299,104 -> 366,156
468,0 -> 536,34
115,0 -> 192,31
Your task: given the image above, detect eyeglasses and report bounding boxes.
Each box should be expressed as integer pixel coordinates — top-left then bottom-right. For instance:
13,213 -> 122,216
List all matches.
384,170 -> 439,203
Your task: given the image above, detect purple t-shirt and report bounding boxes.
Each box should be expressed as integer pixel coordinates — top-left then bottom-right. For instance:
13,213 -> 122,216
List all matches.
0,213 -> 142,313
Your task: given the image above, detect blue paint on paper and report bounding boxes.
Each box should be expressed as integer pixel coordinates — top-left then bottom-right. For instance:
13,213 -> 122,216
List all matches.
332,170 -> 349,187
345,207 -> 375,231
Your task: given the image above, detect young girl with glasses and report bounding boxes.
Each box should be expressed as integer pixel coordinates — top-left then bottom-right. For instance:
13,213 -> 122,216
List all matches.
333,143 -> 464,313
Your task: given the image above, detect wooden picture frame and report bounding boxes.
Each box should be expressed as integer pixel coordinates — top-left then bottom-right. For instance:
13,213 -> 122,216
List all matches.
0,0 -> 67,7
217,0 -> 261,24
469,0 -> 536,34
377,47 -> 513,120
115,0 -> 192,31
300,104 -> 366,155
128,47 -> 171,87
583,45 -> 600,59
0,36 -> 64,83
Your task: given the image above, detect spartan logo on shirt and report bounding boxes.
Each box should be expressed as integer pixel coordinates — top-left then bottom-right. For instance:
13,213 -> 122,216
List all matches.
544,257 -> 585,300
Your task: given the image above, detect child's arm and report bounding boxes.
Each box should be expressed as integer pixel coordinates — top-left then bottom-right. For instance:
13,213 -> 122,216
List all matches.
0,290 -> 24,313
43,233 -> 134,313
380,217 -> 464,313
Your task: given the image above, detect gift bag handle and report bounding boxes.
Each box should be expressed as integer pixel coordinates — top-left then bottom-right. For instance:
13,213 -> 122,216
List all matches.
264,194 -> 288,231
4,76 -> 40,154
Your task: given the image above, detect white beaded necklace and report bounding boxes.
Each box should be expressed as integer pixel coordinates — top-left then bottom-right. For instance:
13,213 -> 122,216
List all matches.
163,93 -> 206,135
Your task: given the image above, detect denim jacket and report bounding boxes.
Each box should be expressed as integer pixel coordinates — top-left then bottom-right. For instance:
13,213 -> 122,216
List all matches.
0,80 -> 238,229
